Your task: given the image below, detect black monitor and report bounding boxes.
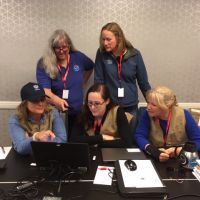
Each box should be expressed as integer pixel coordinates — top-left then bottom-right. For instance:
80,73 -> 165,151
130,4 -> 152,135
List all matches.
31,141 -> 90,173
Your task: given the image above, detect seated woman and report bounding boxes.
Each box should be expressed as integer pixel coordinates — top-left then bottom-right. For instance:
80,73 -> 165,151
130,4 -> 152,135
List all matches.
70,83 -> 132,147
135,86 -> 200,162
8,82 -> 67,155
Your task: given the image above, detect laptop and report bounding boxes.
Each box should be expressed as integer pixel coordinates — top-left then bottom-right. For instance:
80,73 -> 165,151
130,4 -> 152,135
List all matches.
101,148 -> 147,162
31,141 -> 90,172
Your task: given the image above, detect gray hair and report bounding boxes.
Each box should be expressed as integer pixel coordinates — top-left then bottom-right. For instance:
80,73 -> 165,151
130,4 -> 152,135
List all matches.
42,29 -> 75,79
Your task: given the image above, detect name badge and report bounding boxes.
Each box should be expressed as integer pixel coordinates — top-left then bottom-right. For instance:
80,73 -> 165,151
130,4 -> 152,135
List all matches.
62,89 -> 69,99
118,88 -> 124,97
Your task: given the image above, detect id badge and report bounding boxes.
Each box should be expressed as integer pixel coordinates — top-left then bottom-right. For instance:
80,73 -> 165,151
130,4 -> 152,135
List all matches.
118,88 -> 124,97
62,89 -> 69,99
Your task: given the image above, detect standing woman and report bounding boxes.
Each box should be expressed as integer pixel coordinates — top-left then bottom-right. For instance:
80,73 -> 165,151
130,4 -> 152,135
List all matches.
70,83 -> 132,148
36,29 -> 94,135
94,22 -> 151,115
8,82 -> 67,155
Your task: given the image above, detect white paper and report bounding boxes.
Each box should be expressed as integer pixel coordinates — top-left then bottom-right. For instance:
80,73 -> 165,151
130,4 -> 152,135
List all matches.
196,160 -> 200,165
127,148 -> 141,153
0,146 -> 12,160
119,160 -> 164,188
193,171 -> 200,182
93,166 -> 114,185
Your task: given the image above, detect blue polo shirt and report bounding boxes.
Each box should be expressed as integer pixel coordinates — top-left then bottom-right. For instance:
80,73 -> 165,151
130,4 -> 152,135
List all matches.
36,51 -> 94,114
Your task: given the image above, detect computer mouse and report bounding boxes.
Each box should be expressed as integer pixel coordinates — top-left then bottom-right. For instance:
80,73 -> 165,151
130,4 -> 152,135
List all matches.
124,160 -> 137,171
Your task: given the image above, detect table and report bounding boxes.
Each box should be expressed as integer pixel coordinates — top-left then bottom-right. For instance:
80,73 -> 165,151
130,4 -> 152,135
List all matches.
0,148 -> 200,200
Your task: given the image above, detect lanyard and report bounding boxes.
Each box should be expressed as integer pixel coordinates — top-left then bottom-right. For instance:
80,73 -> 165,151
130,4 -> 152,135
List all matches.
116,51 -> 124,82
57,54 -> 70,88
93,118 -> 102,133
163,109 -> 172,146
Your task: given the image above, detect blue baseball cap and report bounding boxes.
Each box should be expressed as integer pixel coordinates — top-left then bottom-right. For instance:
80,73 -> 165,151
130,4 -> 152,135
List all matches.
20,82 -> 46,101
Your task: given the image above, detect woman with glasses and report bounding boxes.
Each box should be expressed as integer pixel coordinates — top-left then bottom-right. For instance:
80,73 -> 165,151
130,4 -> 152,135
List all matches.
70,83 -> 133,147
94,22 -> 151,116
36,29 -> 94,136
8,82 -> 67,155
135,86 -> 200,162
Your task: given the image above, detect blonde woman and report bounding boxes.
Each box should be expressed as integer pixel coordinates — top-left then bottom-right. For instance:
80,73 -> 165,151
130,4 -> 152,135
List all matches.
94,22 -> 151,116
135,86 -> 200,162
8,82 -> 67,155
36,29 -> 94,135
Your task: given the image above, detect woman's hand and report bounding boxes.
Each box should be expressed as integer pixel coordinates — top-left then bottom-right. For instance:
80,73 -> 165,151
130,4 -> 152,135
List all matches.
159,148 -> 170,162
102,134 -> 114,141
44,88 -> 68,111
34,130 -> 55,141
55,98 -> 68,111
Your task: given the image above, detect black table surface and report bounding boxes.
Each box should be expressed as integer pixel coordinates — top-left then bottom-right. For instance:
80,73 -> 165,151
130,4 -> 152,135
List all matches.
0,148 -> 200,200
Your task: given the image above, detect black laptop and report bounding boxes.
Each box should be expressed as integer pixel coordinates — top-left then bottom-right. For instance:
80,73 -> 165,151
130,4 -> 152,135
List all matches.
31,141 -> 90,172
101,148 -> 147,162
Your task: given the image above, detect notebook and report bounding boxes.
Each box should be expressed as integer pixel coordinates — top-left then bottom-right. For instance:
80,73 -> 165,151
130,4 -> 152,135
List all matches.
31,141 -> 90,172
101,148 -> 147,162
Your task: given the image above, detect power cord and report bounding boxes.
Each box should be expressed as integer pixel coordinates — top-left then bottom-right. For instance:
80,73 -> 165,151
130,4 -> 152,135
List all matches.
167,194 -> 200,200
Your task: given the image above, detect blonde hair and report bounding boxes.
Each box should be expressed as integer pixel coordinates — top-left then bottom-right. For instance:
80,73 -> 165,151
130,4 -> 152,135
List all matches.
99,22 -> 133,56
42,29 -> 75,79
16,100 -> 52,121
147,86 -> 177,110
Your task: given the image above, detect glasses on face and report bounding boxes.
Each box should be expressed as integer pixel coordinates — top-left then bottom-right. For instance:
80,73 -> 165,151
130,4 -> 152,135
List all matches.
87,101 -> 105,108
54,45 -> 68,52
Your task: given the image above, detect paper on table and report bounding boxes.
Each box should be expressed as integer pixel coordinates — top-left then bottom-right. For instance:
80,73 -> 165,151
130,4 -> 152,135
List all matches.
127,148 -> 141,152
0,146 -> 12,160
119,160 -> 164,188
93,166 -> 114,185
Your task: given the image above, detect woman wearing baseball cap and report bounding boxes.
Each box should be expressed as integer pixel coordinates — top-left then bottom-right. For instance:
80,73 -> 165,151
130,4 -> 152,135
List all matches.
8,82 -> 67,155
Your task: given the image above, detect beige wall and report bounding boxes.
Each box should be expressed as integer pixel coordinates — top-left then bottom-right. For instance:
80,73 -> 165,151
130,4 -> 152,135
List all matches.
0,0 -> 200,144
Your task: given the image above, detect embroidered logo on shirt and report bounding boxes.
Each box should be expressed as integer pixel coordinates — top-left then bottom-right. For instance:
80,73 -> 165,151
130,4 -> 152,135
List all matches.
106,59 -> 113,65
73,65 -> 80,72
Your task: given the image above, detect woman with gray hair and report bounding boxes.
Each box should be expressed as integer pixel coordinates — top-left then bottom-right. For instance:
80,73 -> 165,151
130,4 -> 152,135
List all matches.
36,29 -> 94,135
135,86 -> 200,162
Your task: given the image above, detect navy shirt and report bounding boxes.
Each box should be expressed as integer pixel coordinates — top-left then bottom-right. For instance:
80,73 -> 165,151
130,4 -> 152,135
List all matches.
36,51 -> 94,114
94,48 -> 151,108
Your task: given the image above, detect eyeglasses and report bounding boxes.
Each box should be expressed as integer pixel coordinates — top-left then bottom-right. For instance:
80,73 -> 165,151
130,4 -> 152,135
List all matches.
54,45 -> 68,52
87,101 -> 105,108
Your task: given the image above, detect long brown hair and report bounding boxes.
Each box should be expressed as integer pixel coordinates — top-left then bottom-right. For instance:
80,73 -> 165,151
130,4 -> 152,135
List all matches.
99,22 -> 133,56
80,83 -> 115,130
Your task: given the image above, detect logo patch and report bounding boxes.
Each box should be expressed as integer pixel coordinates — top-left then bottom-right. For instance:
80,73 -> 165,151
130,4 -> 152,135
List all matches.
33,84 -> 40,90
106,59 -> 113,65
73,65 -> 80,72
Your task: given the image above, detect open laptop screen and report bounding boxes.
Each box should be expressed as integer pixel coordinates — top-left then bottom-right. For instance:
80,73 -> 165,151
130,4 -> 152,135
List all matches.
31,141 -> 90,171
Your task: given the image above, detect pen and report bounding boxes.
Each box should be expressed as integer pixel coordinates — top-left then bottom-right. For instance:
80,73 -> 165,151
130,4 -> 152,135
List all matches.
1,146 -> 5,154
